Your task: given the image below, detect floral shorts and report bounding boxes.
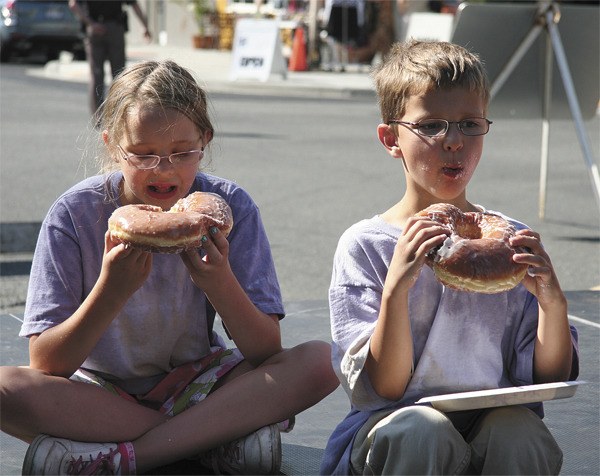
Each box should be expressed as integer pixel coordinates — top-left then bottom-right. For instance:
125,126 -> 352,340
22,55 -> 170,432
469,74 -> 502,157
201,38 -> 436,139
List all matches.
71,347 -> 244,417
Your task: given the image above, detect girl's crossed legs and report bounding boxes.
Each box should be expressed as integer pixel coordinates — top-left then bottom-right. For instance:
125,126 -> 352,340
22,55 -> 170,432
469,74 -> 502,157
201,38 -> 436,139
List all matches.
0,340 -> 338,473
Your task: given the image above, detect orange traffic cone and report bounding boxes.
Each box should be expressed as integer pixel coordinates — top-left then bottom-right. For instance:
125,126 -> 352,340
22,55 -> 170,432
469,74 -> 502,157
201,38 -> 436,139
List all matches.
288,27 -> 308,72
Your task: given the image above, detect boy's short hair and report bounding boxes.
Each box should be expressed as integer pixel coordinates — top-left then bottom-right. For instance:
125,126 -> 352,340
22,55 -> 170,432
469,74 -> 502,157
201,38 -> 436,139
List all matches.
372,40 -> 490,123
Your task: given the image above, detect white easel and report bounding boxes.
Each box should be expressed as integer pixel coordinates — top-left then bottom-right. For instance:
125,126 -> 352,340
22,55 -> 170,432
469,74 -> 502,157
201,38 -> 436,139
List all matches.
486,1 -> 600,219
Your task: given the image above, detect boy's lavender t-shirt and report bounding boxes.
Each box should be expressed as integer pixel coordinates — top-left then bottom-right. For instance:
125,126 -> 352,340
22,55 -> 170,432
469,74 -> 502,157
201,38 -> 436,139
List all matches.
329,213 -> 579,412
322,213 -> 579,475
21,172 -> 284,394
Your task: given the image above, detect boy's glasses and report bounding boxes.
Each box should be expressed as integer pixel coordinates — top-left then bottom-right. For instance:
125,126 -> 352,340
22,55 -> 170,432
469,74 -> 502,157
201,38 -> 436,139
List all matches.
388,118 -> 492,137
117,145 -> 204,170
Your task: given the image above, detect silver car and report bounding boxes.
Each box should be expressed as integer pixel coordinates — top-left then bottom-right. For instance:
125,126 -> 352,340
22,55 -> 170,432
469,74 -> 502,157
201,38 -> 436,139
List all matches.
0,0 -> 84,62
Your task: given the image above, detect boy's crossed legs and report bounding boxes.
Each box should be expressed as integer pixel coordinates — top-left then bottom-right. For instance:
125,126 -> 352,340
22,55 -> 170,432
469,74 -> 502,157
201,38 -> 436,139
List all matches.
351,405 -> 562,475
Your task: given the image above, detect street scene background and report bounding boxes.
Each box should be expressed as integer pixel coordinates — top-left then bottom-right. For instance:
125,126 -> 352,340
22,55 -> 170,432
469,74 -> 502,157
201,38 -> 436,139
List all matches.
1,1 -> 599,474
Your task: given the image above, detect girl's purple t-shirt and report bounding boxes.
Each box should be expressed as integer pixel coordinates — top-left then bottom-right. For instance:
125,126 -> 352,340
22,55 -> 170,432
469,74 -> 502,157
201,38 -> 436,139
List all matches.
21,172 -> 284,394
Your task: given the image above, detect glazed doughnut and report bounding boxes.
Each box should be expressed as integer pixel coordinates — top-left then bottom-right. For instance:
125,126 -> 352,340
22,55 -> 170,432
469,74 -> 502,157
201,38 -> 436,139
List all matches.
416,203 -> 527,293
108,192 -> 233,253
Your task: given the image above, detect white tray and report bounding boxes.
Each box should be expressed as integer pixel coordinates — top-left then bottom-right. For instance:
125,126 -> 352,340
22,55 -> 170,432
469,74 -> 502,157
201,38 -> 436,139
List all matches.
416,381 -> 582,412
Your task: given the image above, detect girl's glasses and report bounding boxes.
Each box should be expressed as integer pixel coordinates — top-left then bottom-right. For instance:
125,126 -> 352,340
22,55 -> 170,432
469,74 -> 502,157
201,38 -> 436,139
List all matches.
388,118 -> 492,137
117,145 -> 204,170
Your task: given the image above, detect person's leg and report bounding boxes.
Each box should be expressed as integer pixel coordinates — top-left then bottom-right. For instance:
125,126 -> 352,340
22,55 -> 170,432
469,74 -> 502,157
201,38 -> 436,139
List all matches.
325,36 -> 341,71
85,31 -> 107,116
3,340 -> 337,473
105,23 -> 126,80
351,406 -> 471,475
467,406 -> 563,475
0,366 -> 168,444
132,340 -> 337,472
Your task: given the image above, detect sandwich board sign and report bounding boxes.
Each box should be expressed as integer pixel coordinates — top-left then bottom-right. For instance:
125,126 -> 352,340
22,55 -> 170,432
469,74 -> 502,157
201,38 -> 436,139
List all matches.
229,18 -> 287,82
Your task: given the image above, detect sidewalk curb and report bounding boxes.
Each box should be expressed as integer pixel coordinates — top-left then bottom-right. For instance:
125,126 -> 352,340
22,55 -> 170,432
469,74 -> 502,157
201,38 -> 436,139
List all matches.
29,45 -> 377,99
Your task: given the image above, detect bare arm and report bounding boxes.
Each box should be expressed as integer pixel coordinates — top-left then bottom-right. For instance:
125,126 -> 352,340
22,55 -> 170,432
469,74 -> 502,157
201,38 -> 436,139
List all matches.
365,216 -> 449,400
511,229 -> 573,383
68,0 -> 91,26
29,233 -> 152,377
131,1 -> 151,41
181,228 -> 282,367
68,0 -> 108,35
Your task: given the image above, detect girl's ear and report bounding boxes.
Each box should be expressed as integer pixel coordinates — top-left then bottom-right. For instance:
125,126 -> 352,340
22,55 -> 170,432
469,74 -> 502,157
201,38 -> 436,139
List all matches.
203,129 -> 213,145
102,131 -> 120,163
377,124 -> 403,159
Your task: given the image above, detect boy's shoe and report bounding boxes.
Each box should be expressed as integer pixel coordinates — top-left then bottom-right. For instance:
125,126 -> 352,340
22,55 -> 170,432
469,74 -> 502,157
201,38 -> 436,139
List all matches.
22,434 -> 135,475
198,424 -> 281,475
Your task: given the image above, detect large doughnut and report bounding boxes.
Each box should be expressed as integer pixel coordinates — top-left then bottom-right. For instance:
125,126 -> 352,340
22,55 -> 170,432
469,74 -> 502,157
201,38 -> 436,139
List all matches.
108,192 -> 233,253
416,203 -> 527,293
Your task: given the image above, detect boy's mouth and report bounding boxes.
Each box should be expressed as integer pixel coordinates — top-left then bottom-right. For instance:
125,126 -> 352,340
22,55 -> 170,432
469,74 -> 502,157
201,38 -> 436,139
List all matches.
442,166 -> 463,178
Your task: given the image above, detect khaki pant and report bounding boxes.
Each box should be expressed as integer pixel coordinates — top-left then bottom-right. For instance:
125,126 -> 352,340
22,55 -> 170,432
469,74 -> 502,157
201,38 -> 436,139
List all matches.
350,405 -> 562,475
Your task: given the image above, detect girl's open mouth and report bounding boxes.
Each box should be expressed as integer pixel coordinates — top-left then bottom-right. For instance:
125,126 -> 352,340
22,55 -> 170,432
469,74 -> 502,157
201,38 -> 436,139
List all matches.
147,184 -> 178,199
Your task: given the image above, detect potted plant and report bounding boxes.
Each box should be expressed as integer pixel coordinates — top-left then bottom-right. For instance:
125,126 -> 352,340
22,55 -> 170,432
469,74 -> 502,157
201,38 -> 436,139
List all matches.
190,0 -> 216,48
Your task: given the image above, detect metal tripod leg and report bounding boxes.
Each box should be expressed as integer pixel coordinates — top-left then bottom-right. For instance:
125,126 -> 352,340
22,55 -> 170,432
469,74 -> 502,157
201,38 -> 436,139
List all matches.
544,7 -> 600,213
489,21 -> 544,99
539,32 -> 553,220
490,2 -> 600,218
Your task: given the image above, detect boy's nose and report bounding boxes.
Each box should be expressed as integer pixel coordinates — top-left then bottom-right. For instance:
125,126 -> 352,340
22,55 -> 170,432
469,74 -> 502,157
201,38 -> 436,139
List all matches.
443,124 -> 463,151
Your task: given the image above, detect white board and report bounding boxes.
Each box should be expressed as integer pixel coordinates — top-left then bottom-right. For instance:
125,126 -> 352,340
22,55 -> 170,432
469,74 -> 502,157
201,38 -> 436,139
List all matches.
405,12 -> 454,42
229,18 -> 287,82
416,381 -> 582,412
451,2 -> 599,119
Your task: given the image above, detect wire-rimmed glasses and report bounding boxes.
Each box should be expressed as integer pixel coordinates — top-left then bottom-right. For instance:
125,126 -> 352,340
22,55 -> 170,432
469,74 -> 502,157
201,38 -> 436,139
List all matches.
388,118 -> 493,137
117,145 -> 204,170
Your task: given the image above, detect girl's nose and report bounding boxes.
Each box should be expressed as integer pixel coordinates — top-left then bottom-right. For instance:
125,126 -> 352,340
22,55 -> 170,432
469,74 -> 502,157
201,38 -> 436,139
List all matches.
153,156 -> 175,173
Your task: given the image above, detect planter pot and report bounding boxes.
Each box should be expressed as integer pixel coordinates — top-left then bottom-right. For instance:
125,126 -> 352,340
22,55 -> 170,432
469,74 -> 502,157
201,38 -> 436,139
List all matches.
192,34 -> 215,49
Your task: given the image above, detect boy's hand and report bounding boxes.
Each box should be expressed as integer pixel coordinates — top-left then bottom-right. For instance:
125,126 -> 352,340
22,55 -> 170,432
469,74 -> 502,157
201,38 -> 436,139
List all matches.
512,230 -> 572,382
510,229 -> 564,306
101,231 -> 152,296
180,227 -> 232,292
386,216 -> 450,296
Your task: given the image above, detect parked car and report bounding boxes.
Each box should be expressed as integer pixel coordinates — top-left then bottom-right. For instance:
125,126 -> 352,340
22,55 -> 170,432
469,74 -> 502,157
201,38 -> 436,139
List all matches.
0,0 -> 85,62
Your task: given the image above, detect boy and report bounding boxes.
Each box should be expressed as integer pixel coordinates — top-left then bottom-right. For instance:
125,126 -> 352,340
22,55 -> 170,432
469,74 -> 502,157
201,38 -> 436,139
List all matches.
320,40 -> 578,475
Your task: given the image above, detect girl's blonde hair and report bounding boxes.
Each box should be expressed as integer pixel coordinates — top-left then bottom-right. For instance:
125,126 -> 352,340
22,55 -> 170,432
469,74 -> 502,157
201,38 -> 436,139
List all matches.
97,60 -> 214,173
372,40 -> 490,124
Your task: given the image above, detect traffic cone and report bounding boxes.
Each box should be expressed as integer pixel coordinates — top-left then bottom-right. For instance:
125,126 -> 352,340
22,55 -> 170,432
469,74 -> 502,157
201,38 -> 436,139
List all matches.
288,27 -> 308,72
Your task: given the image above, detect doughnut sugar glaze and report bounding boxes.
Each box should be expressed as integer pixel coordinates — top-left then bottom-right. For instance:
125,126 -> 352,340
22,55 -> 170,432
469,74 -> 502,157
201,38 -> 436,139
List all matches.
108,192 -> 233,253
416,203 -> 528,293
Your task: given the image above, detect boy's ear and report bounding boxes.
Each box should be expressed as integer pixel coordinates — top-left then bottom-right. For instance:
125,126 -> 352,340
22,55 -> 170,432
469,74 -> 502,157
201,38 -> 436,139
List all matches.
377,124 -> 403,158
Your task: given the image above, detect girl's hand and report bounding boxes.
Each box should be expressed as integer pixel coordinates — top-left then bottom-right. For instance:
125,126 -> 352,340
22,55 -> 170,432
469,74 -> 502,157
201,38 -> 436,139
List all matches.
182,228 -> 281,362
511,229 -> 564,306
100,231 -> 152,297
385,216 -> 450,297
180,227 -> 232,292
27,233 -> 152,375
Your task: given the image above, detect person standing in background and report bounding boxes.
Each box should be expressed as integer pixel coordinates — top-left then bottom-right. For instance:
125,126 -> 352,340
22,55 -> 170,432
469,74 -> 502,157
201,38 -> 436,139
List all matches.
69,0 -> 152,119
322,0 -> 365,71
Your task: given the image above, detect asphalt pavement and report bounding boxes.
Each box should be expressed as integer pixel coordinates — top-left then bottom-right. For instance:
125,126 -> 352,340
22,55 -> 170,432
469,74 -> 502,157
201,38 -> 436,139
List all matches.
1,43 -> 599,475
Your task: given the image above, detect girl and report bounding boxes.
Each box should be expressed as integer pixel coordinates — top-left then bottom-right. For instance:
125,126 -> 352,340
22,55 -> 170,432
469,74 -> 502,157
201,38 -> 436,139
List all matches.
0,60 -> 338,475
